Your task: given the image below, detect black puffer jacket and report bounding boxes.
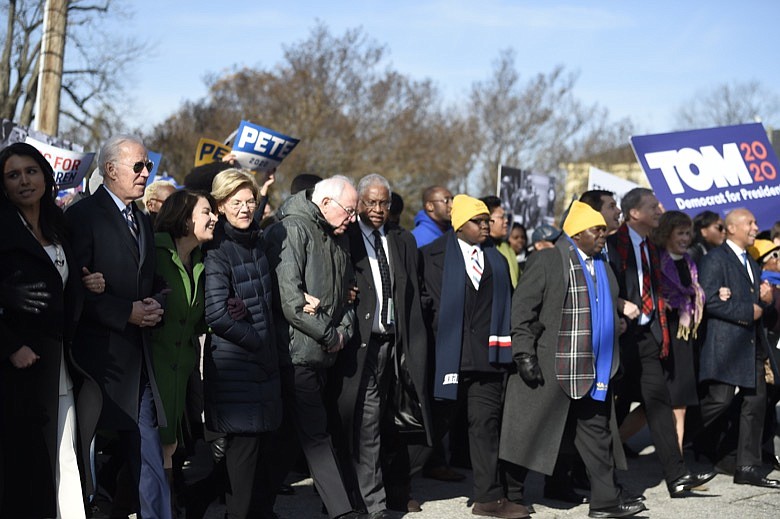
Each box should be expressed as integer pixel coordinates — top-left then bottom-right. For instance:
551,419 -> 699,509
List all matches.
203,218 -> 281,433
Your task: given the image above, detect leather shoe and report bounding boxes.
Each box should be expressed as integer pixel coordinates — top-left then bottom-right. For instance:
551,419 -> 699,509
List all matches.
616,484 -> 645,505
588,502 -> 646,518
277,483 -> 296,495
733,466 -> 780,488
472,498 -> 530,518
543,486 -> 590,504
423,465 -> 466,481
667,471 -> 717,497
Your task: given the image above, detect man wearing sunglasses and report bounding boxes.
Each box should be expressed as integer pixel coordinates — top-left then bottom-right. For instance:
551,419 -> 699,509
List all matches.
65,135 -> 171,518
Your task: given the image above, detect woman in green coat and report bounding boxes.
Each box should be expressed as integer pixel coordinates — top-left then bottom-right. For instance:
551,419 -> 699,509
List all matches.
151,190 -> 217,480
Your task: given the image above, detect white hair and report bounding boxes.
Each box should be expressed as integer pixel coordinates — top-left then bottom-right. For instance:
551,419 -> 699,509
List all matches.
98,134 -> 145,176
311,175 -> 355,205
357,173 -> 392,197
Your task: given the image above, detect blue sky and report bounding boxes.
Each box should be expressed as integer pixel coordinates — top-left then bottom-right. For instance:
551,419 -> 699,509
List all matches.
111,0 -> 780,135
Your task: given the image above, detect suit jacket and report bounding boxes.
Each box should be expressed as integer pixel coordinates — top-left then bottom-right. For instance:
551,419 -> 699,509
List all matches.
698,242 -> 777,387
499,238 -> 624,475
330,223 -> 432,447
419,232 -> 506,374
64,186 -> 165,430
606,225 -> 663,345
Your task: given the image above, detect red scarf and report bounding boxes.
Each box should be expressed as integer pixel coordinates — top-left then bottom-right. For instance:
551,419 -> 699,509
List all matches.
616,224 -> 671,358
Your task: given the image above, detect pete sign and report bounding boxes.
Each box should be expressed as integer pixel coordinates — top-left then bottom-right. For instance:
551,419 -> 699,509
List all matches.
231,120 -> 299,172
630,123 -> 780,229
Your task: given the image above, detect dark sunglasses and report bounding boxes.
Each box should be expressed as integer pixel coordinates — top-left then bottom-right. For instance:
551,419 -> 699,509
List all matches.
117,160 -> 154,174
763,250 -> 780,262
713,224 -> 724,232
469,218 -> 490,227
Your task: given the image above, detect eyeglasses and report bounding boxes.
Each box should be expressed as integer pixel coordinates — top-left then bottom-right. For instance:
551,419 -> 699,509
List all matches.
117,160 -> 154,174
764,250 -> 780,262
431,197 -> 453,205
331,198 -> 357,218
469,218 -> 490,228
714,224 -> 725,232
227,199 -> 258,211
361,199 -> 391,210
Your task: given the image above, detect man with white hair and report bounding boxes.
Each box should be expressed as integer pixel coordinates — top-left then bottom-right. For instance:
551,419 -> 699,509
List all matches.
65,134 -> 170,518
264,176 -> 362,519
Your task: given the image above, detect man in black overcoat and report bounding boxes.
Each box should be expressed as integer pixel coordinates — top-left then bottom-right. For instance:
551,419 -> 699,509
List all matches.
330,174 -> 432,518
694,208 -> 780,488
65,134 -> 170,518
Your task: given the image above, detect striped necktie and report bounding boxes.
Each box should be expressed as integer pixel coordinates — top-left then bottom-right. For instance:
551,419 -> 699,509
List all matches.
123,205 -> 139,244
640,240 -> 653,316
470,247 -> 483,289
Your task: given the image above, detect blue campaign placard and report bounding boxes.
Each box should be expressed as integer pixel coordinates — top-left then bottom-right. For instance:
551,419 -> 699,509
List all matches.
231,120 -> 300,172
145,150 -> 163,186
630,123 -> 780,229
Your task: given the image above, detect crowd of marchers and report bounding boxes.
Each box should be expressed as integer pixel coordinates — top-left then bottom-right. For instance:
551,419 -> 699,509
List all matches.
2,135 -> 780,519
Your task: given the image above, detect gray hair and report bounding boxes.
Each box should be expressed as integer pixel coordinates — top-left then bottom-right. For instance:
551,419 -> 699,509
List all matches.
311,175 -> 355,205
98,134 -> 145,175
357,173 -> 392,198
621,187 -> 654,219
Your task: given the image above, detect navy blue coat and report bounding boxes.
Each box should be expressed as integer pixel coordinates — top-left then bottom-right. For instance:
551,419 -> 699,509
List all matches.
699,242 -> 778,387
203,218 -> 282,434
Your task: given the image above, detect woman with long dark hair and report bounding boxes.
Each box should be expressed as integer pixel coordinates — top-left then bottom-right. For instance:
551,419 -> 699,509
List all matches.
0,142 -> 102,518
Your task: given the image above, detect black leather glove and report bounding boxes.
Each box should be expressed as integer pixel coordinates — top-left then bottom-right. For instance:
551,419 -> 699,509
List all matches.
0,271 -> 50,314
516,353 -> 544,385
227,297 -> 247,321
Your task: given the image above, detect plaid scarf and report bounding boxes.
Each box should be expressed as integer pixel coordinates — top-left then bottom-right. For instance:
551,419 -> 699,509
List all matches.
615,224 -> 671,358
557,239 -> 614,400
659,250 -> 705,341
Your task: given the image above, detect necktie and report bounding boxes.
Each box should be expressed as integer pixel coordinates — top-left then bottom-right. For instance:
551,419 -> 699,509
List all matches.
742,251 -> 753,282
123,205 -> 139,244
640,240 -> 654,316
372,230 -> 392,328
585,257 -> 597,295
470,247 -> 483,289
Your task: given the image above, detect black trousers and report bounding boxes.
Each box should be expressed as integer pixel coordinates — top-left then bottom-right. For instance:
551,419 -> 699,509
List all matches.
427,371 -> 512,502
617,327 -> 687,483
270,365 -> 352,518
699,357 -> 767,467
223,433 -> 262,519
568,396 -> 621,509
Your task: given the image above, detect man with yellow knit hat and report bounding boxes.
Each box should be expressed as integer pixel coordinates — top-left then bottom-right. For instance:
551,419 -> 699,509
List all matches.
420,195 -> 528,518
500,201 -> 646,518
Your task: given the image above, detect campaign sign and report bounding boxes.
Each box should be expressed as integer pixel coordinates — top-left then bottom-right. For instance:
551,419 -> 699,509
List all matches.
630,123 -> 780,229
25,137 -> 94,190
194,138 -> 232,167
231,120 -> 299,172
145,150 -> 163,187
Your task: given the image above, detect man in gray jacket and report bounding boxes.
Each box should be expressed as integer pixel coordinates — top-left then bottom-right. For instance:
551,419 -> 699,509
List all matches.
264,175 -> 361,519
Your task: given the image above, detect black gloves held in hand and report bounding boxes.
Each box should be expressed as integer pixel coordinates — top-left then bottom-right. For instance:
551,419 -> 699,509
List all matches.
0,271 -> 50,314
227,297 -> 247,321
516,353 -> 544,385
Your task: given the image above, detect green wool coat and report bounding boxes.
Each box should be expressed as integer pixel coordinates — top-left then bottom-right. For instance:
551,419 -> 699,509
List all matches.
150,232 -> 207,444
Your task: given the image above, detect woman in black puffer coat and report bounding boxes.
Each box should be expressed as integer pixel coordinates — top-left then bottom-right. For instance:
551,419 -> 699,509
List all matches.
202,168 -> 281,519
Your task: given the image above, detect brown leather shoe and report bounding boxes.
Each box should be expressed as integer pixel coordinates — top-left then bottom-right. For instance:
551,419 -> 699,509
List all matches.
422,465 -> 466,482
472,498 -> 530,519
